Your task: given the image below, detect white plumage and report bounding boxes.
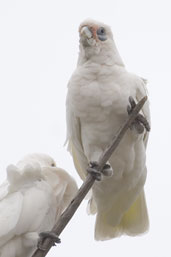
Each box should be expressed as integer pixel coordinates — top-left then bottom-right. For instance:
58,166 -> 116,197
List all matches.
66,19 -> 150,240
0,153 -> 77,257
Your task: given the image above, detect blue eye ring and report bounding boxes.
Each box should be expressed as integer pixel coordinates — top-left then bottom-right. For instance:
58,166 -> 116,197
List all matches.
97,27 -> 107,41
97,27 -> 106,35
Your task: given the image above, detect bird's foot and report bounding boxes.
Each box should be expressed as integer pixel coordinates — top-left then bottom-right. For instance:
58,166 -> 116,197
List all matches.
38,231 -> 61,251
101,163 -> 113,177
127,96 -> 150,134
87,161 -> 101,181
87,162 -> 113,181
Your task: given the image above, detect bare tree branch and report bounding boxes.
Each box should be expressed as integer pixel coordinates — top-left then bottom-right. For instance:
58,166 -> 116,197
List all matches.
32,96 -> 148,257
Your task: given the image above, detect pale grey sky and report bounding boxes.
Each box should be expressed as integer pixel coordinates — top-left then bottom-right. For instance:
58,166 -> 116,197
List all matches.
0,0 -> 170,256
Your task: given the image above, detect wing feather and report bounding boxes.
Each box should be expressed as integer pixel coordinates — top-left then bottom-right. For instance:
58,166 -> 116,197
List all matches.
66,92 -> 88,180
0,192 -> 23,247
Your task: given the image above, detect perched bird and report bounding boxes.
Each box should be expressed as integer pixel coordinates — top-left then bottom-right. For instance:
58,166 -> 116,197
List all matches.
66,19 -> 150,240
0,153 -> 77,257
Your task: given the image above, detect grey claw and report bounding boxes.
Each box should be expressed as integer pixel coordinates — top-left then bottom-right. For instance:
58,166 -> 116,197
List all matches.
129,96 -> 136,109
127,97 -> 136,115
133,122 -> 144,134
102,163 -> 113,177
127,105 -> 132,115
38,231 -> 61,251
87,167 -> 101,181
127,96 -> 150,133
87,162 -> 101,181
89,161 -> 98,168
136,114 -> 150,132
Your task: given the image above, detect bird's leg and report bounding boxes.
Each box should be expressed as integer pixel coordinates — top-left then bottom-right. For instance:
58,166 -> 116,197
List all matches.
37,231 -> 61,251
127,96 -> 150,134
87,161 -> 113,181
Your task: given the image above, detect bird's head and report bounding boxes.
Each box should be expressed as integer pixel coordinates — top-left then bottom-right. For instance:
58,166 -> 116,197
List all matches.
78,19 -> 124,66
79,19 -> 113,47
17,153 -> 56,169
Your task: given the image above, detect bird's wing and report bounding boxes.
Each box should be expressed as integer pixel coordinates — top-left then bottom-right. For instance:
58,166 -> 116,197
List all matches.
0,181 -> 9,201
48,167 -> 78,208
66,91 -> 88,181
0,191 -> 23,247
14,181 -> 56,235
43,166 -> 76,219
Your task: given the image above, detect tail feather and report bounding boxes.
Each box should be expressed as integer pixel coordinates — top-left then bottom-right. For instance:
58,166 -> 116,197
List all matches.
122,190 -> 149,236
95,190 -> 149,241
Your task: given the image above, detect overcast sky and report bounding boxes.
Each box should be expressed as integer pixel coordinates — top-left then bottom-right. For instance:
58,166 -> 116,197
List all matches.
0,0 -> 170,256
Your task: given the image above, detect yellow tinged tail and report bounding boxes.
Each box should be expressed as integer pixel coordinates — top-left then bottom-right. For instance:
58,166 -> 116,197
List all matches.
95,190 -> 149,240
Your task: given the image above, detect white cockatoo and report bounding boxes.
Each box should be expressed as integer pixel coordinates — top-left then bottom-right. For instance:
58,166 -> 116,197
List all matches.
0,153 -> 77,257
66,19 -> 150,240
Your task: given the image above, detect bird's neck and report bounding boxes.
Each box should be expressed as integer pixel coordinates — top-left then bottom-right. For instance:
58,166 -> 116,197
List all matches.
77,40 -> 125,67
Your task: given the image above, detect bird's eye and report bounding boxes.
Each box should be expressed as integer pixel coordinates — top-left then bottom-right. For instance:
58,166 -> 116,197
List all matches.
96,27 -> 107,41
97,27 -> 105,35
51,163 -> 55,167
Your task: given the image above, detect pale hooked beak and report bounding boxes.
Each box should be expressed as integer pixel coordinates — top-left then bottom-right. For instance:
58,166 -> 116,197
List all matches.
80,26 -> 97,46
80,26 -> 92,39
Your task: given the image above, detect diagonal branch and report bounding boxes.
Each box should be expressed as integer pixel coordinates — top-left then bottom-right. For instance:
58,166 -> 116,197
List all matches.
32,96 -> 148,257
